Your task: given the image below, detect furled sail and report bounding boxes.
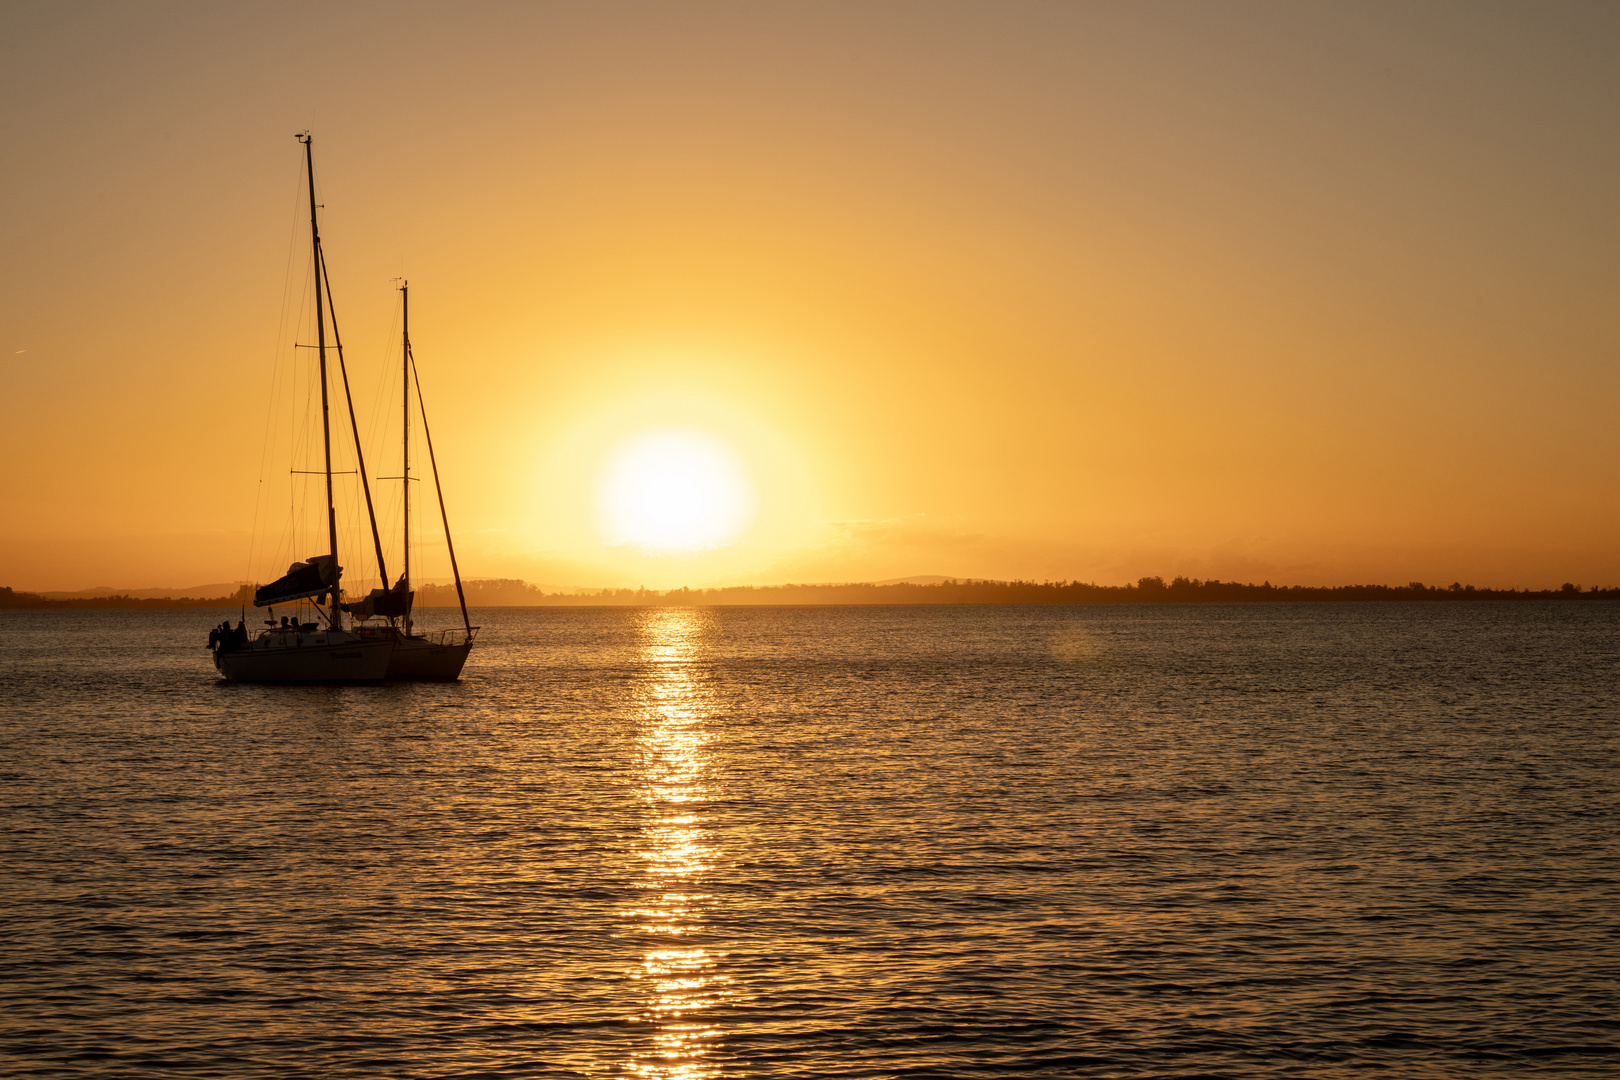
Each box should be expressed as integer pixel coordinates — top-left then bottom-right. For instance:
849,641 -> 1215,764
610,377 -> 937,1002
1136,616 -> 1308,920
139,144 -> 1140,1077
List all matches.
254,554 -> 340,607
341,576 -> 414,621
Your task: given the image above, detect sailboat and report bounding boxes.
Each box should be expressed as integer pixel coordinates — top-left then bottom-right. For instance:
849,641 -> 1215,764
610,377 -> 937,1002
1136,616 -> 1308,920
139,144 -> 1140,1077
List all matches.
344,281 -> 478,680
212,134 -> 394,682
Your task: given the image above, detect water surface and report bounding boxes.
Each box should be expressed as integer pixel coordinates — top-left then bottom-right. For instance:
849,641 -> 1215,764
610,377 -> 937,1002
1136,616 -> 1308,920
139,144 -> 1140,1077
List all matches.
2,603 -> 1616,1076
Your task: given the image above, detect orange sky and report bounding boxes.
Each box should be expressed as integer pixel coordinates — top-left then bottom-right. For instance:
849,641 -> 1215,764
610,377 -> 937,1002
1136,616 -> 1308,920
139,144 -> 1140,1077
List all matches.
3,2 -> 1617,592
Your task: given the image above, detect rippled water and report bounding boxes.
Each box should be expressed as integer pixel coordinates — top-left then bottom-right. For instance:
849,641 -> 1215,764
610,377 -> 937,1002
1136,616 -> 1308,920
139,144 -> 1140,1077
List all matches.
2,603 -> 1617,1077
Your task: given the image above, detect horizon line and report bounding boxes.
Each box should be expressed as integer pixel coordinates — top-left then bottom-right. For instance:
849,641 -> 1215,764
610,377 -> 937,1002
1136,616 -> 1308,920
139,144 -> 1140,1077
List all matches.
6,575 -> 1616,609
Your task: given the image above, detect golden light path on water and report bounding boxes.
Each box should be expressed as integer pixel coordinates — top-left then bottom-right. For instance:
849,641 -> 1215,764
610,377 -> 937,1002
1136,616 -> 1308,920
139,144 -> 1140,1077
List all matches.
624,608 -> 731,1078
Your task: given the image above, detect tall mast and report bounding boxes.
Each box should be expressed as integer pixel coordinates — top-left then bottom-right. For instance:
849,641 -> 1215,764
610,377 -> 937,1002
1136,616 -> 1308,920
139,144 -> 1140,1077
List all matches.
300,134 -> 341,629
401,281 -> 412,637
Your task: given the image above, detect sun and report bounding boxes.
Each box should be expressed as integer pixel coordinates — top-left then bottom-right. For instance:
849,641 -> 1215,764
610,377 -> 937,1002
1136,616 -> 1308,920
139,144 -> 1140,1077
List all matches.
598,429 -> 753,550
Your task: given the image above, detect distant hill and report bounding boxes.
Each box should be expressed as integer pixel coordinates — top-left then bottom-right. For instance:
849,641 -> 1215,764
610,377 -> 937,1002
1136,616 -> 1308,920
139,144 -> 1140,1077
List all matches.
39,583 -> 250,600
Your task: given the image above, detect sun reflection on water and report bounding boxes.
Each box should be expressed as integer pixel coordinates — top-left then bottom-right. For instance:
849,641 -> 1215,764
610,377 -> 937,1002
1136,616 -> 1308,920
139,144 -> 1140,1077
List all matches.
625,609 -> 730,1078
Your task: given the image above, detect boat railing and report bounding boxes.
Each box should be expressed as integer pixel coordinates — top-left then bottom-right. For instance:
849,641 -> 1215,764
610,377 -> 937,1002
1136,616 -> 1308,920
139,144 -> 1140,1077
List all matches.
428,626 -> 479,647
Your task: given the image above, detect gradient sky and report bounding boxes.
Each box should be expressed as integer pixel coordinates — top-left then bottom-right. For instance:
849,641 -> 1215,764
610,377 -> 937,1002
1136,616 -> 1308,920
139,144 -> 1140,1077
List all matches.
3,1 -> 1617,592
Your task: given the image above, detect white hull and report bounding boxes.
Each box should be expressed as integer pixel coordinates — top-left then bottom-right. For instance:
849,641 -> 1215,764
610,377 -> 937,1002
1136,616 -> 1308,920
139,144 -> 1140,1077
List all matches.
215,630 -> 393,682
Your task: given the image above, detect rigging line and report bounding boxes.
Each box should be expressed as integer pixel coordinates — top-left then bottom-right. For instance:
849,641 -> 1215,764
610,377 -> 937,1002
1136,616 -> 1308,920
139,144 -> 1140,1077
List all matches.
246,150 -> 312,588
289,330 -> 319,564
274,244 -> 316,577
364,297 -> 399,513
362,299 -> 400,576
409,344 -> 472,634
361,292 -> 403,580
319,243 -> 390,589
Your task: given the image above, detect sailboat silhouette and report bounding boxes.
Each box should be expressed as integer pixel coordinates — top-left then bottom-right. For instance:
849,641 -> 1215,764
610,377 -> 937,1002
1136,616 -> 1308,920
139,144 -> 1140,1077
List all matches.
211,134 -> 394,682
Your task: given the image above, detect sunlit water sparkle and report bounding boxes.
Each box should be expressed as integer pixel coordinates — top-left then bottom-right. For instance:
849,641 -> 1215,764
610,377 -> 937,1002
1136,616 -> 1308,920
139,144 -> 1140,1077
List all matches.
629,610 -> 729,1078
1,603 -> 1616,1077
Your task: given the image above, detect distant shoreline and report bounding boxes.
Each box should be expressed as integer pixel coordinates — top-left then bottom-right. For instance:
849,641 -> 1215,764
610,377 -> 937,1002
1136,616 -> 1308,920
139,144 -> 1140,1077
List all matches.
5,577 -> 1615,609
0,586 -> 259,610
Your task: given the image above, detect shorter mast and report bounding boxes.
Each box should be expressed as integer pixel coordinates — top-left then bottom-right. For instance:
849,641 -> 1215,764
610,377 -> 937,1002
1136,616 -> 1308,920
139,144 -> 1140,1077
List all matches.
409,342 -> 472,636
401,281 -> 412,637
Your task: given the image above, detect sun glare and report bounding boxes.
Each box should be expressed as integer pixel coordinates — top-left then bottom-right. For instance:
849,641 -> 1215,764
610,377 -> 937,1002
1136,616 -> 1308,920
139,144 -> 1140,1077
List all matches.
599,430 -> 753,551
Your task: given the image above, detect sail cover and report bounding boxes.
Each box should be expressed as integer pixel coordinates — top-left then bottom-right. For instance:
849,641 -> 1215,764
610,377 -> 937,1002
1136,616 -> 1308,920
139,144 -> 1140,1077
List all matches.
254,555 -> 340,607
342,576 -> 414,621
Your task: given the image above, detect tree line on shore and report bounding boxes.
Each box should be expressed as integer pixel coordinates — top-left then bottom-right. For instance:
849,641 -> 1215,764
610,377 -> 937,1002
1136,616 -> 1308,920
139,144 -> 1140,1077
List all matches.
412,575 -> 1616,606
4,576 -> 1614,610
0,585 -> 258,609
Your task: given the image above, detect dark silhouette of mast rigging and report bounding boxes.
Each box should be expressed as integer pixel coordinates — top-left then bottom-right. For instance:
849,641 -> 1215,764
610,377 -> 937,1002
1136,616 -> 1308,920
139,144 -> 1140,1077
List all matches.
402,283 -> 413,636
299,134 -> 341,628
408,333 -> 472,636
320,245 -> 390,596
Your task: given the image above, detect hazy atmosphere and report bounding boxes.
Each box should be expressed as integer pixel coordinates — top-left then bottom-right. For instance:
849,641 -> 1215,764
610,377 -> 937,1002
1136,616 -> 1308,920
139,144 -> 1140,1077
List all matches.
4,1 -> 1617,592
6,8 -> 1619,1077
